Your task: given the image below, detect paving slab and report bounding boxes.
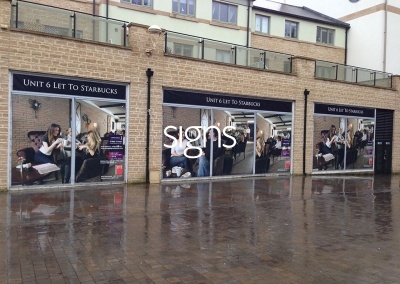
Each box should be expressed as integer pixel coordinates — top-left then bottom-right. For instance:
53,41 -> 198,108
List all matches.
2,175 -> 400,283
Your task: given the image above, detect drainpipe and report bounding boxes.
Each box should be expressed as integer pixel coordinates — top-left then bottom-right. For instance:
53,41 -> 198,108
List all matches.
383,0 -> 388,72
106,0 -> 109,42
246,0 -> 251,47
145,68 -> 154,184
92,0 -> 96,39
303,89 -> 310,176
344,27 -> 349,65
106,0 -> 109,18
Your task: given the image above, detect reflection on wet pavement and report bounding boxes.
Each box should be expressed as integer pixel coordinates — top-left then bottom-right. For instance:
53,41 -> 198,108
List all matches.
3,175 -> 400,283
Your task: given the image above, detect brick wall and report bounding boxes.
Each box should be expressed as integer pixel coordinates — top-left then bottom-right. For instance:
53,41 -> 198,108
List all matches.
0,1 -> 10,187
0,4 -> 132,187
252,33 -> 346,64
1,3 -> 400,187
129,24 -> 399,177
24,0 -> 95,14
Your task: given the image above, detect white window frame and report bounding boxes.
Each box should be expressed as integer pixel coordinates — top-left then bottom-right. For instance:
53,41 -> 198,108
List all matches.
285,20 -> 298,39
121,0 -> 152,8
212,1 -> 237,25
172,0 -> 196,16
255,14 -> 269,34
316,26 -> 335,45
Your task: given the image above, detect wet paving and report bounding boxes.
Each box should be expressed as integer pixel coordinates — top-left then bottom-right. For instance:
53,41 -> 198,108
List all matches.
2,175 -> 400,283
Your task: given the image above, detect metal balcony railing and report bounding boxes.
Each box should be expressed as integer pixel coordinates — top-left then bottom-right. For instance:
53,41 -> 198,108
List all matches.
10,0 -> 129,47
164,31 -> 293,74
315,60 -> 392,88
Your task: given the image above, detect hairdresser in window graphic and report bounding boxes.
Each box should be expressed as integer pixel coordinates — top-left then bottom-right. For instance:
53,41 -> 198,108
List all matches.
196,128 -> 224,177
169,129 -> 190,170
34,123 -> 63,164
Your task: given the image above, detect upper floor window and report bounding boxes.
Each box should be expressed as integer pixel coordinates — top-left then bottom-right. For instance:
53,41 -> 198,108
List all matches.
212,1 -> 237,24
285,20 -> 298,39
255,15 -> 269,34
316,27 -> 335,45
121,0 -> 152,7
173,0 -> 195,16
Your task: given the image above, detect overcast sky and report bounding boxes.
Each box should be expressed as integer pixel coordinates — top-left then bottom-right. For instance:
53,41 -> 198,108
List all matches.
253,0 -> 350,19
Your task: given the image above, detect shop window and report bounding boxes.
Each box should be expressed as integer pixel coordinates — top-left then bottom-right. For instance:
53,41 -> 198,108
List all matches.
313,105 -> 375,172
214,109 -> 255,176
258,112 -> 292,174
313,117 -> 346,171
162,106 -> 212,178
11,73 -> 127,188
76,99 -> 126,184
162,90 -> 293,179
12,94 -> 72,186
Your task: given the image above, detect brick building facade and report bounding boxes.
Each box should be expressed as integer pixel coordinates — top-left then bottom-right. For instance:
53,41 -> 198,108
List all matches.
1,0 -> 399,189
